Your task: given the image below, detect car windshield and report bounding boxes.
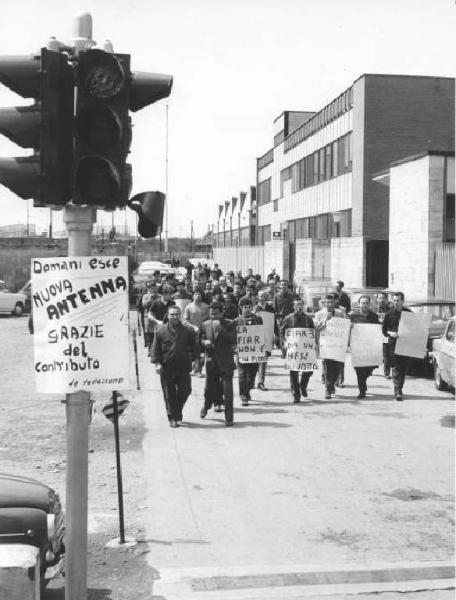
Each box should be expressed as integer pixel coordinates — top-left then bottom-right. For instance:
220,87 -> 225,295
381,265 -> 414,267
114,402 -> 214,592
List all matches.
409,303 -> 455,321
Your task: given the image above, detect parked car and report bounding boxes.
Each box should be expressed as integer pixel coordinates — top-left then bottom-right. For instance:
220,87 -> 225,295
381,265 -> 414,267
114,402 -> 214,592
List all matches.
0,284 -> 27,315
19,280 -> 31,313
407,300 -> 455,364
432,316 -> 455,391
294,278 -> 333,313
0,474 -> 65,587
136,261 -> 175,275
345,288 -> 391,312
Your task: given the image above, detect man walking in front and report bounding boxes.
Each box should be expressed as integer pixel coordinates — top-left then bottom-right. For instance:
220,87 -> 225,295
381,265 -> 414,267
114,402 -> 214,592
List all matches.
151,306 -> 200,427
273,279 -> 298,357
281,298 -> 315,403
200,302 -> 237,425
382,291 -> 412,401
234,300 -> 263,406
350,295 -> 380,398
314,294 -> 346,399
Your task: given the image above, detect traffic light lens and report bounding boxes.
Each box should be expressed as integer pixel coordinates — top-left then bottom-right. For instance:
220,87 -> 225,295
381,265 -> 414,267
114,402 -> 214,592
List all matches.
79,50 -> 125,99
77,103 -> 122,151
76,156 -> 120,206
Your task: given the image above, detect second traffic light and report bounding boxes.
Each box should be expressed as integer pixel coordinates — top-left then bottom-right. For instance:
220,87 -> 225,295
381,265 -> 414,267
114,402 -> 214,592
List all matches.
74,49 -> 132,210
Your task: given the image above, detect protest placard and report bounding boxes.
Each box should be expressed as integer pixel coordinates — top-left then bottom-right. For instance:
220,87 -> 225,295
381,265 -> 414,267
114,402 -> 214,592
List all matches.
395,311 -> 432,359
257,310 -> 275,352
350,323 -> 383,367
32,256 -> 130,393
319,316 -> 351,362
237,324 -> 266,363
284,328 -> 318,371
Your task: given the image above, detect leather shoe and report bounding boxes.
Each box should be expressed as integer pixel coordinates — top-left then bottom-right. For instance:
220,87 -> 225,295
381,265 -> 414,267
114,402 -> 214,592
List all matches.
293,397 -> 300,403
325,392 -> 331,399
200,408 -> 207,419
225,420 -> 234,427
169,420 -> 179,428
214,405 -> 223,412
301,389 -> 307,398
257,383 -> 267,391
357,392 -> 366,399
395,394 -> 403,401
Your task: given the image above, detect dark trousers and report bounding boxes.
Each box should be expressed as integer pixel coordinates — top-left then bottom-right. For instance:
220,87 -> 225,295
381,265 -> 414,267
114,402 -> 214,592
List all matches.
203,361 -> 234,422
238,362 -> 259,399
160,362 -> 191,421
322,359 -> 343,394
392,353 -> 409,395
138,308 -> 145,341
257,360 -> 267,384
337,364 -> 345,384
289,371 -> 312,399
354,367 -> 374,393
383,343 -> 392,376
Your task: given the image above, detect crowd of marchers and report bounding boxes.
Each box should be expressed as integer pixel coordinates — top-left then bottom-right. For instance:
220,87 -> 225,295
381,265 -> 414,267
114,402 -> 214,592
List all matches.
134,261 -> 412,428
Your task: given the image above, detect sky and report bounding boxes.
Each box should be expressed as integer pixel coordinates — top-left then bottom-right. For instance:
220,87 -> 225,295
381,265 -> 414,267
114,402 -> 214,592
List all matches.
0,0 -> 454,238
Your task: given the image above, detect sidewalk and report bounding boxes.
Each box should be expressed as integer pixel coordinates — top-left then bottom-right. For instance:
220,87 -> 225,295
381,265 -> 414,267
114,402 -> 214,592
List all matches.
133,329 -> 454,598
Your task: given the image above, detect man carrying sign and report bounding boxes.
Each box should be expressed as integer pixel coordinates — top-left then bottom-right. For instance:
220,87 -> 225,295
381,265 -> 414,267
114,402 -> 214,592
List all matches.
314,294 -> 347,399
349,295 -> 380,399
382,291 -> 412,401
281,298 -> 315,403
234,299 -> 263,406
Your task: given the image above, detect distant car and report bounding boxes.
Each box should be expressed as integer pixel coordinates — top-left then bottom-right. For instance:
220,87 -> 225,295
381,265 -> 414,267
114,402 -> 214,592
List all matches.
294,279 -> 333,313
432,316 -> 455,391
0,284 -> 27,315
19,280 -> 31,313
0,474 -> 65,587
136,261 -> 175,275
407,300 -> 455,365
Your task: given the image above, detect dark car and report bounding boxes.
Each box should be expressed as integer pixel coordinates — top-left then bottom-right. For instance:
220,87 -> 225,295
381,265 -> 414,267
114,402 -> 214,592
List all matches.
406,300 -> 455,374
0,474 -> 65,586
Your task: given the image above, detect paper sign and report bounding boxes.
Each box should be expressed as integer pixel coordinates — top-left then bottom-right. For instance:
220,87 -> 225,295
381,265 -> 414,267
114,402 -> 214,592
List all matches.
319,317 -> 351,362
395,311 -> 432,359
285,328 -> 318,371
237,324 -> 266,363
350,323 -> 383,367
257,311 -> 275,352
32,256 -> 130,393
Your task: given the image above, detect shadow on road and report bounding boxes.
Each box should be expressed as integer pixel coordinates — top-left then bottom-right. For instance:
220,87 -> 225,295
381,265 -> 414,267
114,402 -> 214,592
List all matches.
182,419 -> 292,428
45,588 -> 112,600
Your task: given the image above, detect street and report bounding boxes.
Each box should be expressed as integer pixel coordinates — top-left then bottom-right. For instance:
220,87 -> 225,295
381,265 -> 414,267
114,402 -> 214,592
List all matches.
0,313 -> 454,599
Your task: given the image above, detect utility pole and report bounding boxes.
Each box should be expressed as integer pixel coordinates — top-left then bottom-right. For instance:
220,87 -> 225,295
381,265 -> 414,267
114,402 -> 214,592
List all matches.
164,103 -> 169,255
64,14 -> 95,600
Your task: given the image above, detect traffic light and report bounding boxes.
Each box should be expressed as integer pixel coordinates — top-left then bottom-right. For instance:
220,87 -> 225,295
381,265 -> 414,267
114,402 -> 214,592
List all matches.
0,49 -> 74,206
74,49 -> 131,209
128,191 -> 165,238
74,48 -> 173,213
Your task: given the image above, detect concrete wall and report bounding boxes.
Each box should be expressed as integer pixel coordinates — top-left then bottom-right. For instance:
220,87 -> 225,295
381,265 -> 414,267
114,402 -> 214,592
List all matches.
264,240 -> 288,280
389,156 -> 430,299
331,236 -> 365,288
213,246 -> 265,278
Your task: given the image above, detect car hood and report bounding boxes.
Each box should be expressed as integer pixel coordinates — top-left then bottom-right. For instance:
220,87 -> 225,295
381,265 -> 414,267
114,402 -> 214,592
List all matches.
0,474 -> 53,511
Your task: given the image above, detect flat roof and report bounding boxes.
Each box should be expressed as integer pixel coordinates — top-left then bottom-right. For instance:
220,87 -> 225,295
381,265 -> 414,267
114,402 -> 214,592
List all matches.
373,150 -> 455,182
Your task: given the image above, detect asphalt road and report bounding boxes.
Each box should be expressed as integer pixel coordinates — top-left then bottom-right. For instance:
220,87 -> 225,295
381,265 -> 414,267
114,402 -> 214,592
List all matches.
1,313 -> 454,600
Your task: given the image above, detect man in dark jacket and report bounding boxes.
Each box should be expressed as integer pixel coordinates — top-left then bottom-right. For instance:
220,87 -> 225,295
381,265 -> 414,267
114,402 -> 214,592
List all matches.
350,295 -> 380,398
280,298 -> 315,402
151,306 -> 200,427
200,303 -> 237,425
382,291 -> 412,401
273,280 -> 298,357
234,300 -> 263,406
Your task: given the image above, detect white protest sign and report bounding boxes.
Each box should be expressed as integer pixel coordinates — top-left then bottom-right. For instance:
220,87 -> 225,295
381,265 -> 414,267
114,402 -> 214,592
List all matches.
257,311 -> 275,352
285,328 -> 318,372
395,311 -> 432,359
237,324 -> 266,363
319,317 -> 350,362
350,323 -> 383,367
32,256 -> 130,393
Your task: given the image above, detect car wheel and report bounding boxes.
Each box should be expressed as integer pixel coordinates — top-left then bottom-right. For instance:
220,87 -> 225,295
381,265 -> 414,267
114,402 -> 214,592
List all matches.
434,360 -> 447,391
13,302 -> 24,316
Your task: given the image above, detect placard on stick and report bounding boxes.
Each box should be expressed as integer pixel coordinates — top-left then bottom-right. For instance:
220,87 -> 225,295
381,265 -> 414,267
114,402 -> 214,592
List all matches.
257,311 -> 275,352
285,327 -> 318,371
237,324 -> 267,363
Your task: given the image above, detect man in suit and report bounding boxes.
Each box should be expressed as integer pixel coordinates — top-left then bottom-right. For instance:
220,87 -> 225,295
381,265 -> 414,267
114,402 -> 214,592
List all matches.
234,300 -> 263,406
350,295 -> 380,399
151,306 -> 200,428
382,291 -> 412,401
280,298 -> 315,403
200,302 -> 237,426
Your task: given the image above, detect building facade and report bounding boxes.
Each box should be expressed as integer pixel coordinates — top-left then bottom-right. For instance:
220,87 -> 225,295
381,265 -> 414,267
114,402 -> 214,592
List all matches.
255,74 -> 454,286
374,151 -> 455,300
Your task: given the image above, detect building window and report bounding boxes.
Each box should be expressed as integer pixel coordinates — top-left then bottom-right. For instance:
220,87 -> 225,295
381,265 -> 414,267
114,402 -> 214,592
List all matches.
258,178 -> 271,206
325,144 -> 332,179
273,198 -> 279,212
445,193 -> 455,242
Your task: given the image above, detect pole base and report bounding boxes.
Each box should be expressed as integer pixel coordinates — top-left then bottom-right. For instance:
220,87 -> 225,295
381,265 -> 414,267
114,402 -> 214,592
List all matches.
105,537 -> 137,549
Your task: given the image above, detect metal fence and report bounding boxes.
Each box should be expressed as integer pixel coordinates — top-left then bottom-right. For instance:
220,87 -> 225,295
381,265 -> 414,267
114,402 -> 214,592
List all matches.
434,243 -> 455,300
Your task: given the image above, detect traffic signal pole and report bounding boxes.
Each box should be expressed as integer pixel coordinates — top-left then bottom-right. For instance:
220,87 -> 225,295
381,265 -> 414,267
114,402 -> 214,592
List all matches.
64,14 -> 96,600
